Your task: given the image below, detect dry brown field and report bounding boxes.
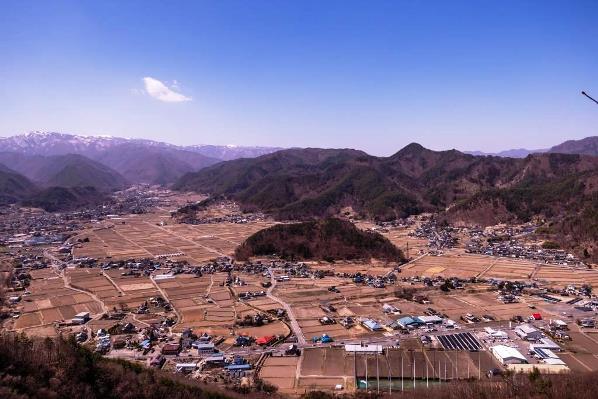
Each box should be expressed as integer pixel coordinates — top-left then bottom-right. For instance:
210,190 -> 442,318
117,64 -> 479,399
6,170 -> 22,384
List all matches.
401,254 -> 494,279
154,273 -> 240,336
260,356 -> 300,393
12,269 -> 100,334
271,276 -> 399,340
66,268 -> 162,312
532,264 -> 598,288
425,290 -> 533,321
74,213 -> 274,263
277,347 -> 499,393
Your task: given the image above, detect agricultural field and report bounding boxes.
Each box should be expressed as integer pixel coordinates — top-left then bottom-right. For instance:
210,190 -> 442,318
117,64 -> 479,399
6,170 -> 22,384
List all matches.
73,212 -> 274,263
261,346 -> 500,394
400,254 -> 496,279
10,268 -> 101,335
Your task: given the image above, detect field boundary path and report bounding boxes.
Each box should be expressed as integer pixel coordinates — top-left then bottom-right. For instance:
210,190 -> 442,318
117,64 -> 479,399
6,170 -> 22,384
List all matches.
150,275 -> 181,328
102,271 -> 125,295
400,253 -> 428,270
266,267 -> 307,345
43,249 -> 108,317
476,258 -> 499,279
149,222 -> 226,257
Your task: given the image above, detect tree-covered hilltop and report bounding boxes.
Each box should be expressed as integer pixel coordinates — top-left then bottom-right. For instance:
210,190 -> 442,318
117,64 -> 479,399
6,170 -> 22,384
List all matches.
235,218 -> 405,262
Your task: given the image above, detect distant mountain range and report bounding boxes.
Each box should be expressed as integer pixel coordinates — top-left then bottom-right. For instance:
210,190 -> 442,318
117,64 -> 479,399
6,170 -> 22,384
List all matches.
466,136 -> 598,158
0,132 -> 282,185
0,131 -> 282,210
1,131 -> 597,260
465,148 -> 547,158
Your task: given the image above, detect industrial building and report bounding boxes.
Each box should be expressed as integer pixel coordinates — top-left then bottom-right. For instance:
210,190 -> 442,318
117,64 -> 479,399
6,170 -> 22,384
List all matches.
491,345 -> 528,365
194,342 -> 216,354
514,324 -> 543,341
361,319 -> 383,331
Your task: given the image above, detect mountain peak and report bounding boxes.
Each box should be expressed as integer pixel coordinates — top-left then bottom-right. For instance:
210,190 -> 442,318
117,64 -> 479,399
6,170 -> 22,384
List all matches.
390,142 -> 427,157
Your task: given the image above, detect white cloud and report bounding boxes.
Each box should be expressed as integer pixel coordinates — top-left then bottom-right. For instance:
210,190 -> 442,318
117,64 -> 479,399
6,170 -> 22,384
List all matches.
142,77 -> 191,103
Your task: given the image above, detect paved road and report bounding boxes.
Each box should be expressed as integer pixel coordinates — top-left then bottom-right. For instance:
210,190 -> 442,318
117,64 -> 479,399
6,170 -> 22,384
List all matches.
266,268 -> 307,345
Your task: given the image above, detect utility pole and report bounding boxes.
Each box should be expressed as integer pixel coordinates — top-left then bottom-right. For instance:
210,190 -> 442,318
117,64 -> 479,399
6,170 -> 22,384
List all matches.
365,353 -> 368,391
444,360 -> 447,381
582,91 -> 598,105
426,360 -> 429,388
401,351 -> 405,391
387,350 -> 391,395
413,352 -> 416,390
478,351 -> 481,380
376,350 -> 380,393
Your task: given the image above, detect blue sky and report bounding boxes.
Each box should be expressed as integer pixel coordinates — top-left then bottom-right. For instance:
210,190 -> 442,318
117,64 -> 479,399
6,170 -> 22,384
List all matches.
1,0 -> 597,155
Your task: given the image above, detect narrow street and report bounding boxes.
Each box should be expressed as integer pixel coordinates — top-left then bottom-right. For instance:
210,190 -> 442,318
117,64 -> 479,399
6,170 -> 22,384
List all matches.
266,267 -> 307,345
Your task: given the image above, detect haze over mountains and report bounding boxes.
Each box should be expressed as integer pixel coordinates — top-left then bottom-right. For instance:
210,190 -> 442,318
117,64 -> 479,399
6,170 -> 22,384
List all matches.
0,131 -> 283,210
0,132 -> 282,185
466,136 -> 598,158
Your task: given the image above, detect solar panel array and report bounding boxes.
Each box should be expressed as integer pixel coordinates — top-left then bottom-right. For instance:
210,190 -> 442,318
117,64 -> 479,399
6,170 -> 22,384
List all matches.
436,332 -> 482,351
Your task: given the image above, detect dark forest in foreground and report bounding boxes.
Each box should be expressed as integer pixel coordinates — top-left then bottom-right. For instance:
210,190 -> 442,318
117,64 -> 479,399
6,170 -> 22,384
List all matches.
3,334 -> 598,399
0,334 -> 240,399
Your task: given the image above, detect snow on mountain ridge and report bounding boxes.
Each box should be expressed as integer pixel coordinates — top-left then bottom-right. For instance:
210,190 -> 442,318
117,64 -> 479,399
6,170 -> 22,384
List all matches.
0,131 -> 283,160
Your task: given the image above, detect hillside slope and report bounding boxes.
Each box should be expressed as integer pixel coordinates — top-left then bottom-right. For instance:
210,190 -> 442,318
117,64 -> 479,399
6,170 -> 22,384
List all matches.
0,334 -> 241,399
175,145 -> 526,220
0,164 -> 38,205
177,146 -> 598,261
549,136 -> 598,156
0,153 -> 128,192
20,186 -> 109,212
93,143 -> 219,185
235,218 -> 405,262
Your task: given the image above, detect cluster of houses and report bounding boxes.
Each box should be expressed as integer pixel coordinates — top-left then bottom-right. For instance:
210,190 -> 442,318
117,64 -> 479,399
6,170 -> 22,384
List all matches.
408,221 -> 459,250
466,239 -> 582,266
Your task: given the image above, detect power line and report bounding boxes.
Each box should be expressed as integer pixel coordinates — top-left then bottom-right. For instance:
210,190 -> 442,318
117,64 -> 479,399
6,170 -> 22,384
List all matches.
582,91 -> 598,105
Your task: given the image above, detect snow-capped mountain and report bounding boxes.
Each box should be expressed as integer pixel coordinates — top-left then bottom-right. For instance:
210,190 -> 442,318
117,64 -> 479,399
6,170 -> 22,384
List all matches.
0,131 -> 282,159
186,144 -> 284,161
0,131 -> 283,185
0,131 -> 175,156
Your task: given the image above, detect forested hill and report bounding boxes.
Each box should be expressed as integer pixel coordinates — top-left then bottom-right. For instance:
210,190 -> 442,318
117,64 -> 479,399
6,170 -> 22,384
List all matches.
235,218 -> 405,262
176,145 -> 598,262
175,145 -> 597,222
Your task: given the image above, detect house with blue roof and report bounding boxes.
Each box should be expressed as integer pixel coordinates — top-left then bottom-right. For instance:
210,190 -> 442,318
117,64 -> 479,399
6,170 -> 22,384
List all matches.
397,316 -> 422,329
